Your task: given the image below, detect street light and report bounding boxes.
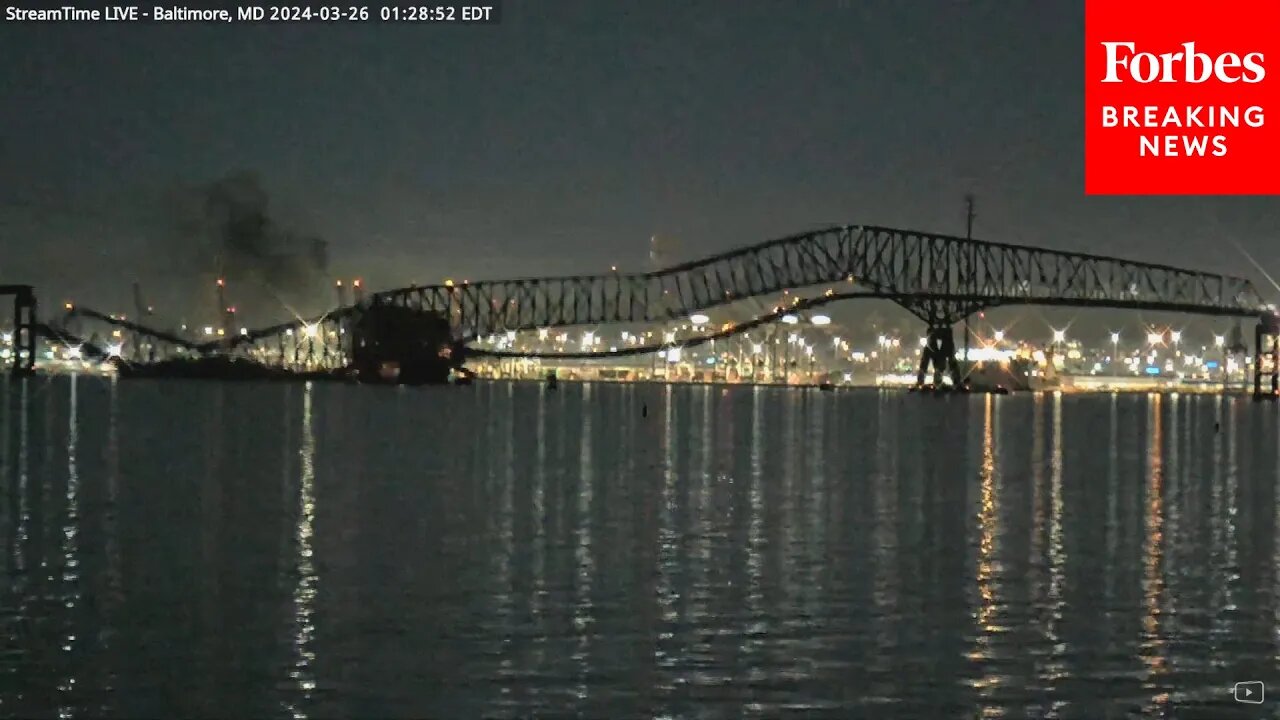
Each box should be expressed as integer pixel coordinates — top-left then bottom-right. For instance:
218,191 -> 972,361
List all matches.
781,314 -> 799,325
993,330 -> 1004,342
1215,334 -> 1226,348
810,314 -> 831,326
1052,329 -> 1066,344
1147,330 -> 1163,345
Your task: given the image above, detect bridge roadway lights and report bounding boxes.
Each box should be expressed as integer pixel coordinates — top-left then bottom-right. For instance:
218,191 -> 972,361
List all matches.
915,325 -> 964,389
1254,318 -> 1280,400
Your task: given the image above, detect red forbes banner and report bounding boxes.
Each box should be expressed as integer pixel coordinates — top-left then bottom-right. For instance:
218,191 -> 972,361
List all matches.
1085,0 -> 1280,194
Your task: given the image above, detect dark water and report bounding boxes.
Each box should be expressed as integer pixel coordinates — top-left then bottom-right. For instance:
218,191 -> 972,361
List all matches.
2,377 -> 1280,719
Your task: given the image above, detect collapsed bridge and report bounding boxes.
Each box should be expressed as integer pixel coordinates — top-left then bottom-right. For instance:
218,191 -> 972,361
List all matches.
46,224 -> 1280,392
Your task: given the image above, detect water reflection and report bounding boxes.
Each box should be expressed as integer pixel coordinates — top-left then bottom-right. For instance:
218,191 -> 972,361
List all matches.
2,379 -> 1280,719
285,382 -> 318,718
1141,395 -> 1169,712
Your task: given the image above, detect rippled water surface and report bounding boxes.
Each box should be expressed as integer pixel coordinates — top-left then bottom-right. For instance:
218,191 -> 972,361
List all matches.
3,377 -> 1280,719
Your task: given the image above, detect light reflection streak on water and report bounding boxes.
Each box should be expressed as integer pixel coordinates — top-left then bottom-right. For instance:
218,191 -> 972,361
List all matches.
57,375 -> 80,719
496,383 -> 515,701
807,393 -> 825,627
0,379 -> 9,684
744,388 -> 765,680
16,379 -> 29,577
969,394 -> 1001,711
1220,397 -> 1241,670
102,378 -> 120,700
285,382 -> 317,719
1025,394 -> 1049,716
870,390 -> 898,684
656,385 -> 676,684
1165,395 -> 1181,620
1225,396 -> 1240,605
1029,396 -> 1046,619
692,387 -> 712,649
1140,395 -> 1169,712
780,393 -> 799,614
3,379 -> 32,714
1274,404 -> 1280,662
531,385 -> 547,668
1105,394 -> 1119,604
1208,396 -> 1230,670
529,384 -> 545,666
1043,392 -> 1066,706
572,383 -> 594,701
0,381 -> 8,576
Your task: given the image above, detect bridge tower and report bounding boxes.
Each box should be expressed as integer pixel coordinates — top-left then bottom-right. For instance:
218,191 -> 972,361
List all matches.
904,294 -> 976,388
916,324 -> 964,387
1253,314 -> 1280,399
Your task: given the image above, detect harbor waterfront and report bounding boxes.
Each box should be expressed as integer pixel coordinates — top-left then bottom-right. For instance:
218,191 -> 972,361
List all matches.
4,376 -> 1280,718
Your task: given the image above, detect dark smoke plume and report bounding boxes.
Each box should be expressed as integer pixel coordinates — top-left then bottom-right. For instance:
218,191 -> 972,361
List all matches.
169,171 -> 330,325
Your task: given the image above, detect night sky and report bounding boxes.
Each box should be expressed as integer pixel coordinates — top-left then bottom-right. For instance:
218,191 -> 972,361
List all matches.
2,1 -> 1278,325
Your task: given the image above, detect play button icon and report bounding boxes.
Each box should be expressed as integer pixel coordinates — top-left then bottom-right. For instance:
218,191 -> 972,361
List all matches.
1234,680 -> 1264,704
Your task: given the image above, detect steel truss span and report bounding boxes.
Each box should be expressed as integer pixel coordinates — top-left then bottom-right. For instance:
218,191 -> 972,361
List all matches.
368,224 -> 1265,338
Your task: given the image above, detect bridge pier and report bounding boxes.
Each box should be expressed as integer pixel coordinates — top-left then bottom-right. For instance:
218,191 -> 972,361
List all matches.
1254,318 -> 1279,399
915,325 -> 964,388
8,287 -> 35,377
